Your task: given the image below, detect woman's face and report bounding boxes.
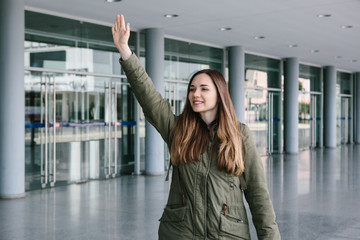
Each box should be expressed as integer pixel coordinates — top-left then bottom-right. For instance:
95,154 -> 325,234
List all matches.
188,73 -> 218,119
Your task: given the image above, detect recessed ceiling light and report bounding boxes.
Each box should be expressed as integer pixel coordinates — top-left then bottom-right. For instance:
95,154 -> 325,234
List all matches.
311,49 -> 320,53
105,0 -> 121,2
334,56 -> 342,59
254,36 -> 265,40
317,14 -> 332,18
164,14 -> 179,18
351,59 -> 358,63
341,25 -> 353,29
219,27 -> 232,31
288,44 -> 298,48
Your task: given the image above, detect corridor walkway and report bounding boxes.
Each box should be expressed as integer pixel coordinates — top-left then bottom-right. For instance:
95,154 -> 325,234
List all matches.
1,145 -> 360,240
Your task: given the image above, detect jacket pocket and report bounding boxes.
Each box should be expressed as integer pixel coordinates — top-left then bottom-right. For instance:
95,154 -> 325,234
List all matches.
219,213 -> 250,240
158,205 -> 187,240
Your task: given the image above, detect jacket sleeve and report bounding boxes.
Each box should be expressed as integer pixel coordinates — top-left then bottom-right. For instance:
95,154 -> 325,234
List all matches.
240,123 -> 281,240
120,53 -> 176,145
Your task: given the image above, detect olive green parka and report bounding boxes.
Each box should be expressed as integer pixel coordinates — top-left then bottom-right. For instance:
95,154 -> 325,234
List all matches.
120,53 -> 281,240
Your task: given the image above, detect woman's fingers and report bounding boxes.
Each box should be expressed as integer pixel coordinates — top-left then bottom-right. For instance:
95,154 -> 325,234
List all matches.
114,15 -> 119,31
113,15 -> 129,35
112,14 -> 131,59
114,14 -> 125,32
120,14 -> 126,30
126,22 -> 130,35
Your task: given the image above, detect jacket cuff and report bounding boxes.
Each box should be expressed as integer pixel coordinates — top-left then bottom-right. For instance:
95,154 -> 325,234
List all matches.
119,52 -> 139,70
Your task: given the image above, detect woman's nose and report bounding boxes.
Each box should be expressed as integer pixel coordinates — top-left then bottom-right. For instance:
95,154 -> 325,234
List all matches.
193,89 -> 200,97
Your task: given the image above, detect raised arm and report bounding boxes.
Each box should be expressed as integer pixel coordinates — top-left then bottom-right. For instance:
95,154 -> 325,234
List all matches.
112,15 -> 175,144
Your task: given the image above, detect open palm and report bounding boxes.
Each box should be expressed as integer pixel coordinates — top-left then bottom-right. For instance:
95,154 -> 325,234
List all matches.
112,15 -> 131,59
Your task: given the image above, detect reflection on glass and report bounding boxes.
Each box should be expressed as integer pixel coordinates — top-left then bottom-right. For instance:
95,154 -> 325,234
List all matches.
244,68 -> 281,154
336,71 -> 352,145
245,54 -> 281,88
163,81 -> 189,166
164,38 -> 223,81
24,71 -> 135,190
164,81 -> 188,116
245,88 -> 268,155
299,64 -> 322,149
298,78 -> 311,150
24,10 -> 137,190
25,41 -> 123,74
299,64 -> 321,92
337,71 -> 352,95
245,54 -> 281,155
25,10 -> 137,74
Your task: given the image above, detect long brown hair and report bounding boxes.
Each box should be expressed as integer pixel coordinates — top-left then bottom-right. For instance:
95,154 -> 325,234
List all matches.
170,69 -> 245,176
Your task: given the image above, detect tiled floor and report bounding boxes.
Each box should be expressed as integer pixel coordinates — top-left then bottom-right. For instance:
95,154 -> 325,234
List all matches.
1,145 -> 360,240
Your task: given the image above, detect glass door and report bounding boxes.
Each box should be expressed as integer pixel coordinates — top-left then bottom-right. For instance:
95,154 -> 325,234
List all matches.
267,91 -> 281,154
40,74 -> 57,187
340,97 -> 350,144
245,89 -> 281,155
40,73 -> 92,187
164,81 -> 188,167
310,95 -> 317,148
337,96 -> 351,145
245,88 -> 267,155
104,80 -> 122,178
298,92 -> 322,149
25,70 -> 133,190
119,84 -> 137,174
298,91 -> 311,150
165,81 -> 188,115
310,94 -> 322,148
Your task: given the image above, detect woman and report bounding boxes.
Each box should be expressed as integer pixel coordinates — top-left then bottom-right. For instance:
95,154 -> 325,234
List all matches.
112,14 -> 281,240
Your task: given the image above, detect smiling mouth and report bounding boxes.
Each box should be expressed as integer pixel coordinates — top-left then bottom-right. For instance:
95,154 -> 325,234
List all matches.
193,100 -> 202,105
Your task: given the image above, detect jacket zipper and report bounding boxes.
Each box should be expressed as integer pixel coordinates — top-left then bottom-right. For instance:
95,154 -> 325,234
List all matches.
193,159 -> 200,237
204,145 -> 212,239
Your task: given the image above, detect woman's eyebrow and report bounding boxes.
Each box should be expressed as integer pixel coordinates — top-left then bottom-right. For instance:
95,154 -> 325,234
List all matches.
190,84 -> 209,87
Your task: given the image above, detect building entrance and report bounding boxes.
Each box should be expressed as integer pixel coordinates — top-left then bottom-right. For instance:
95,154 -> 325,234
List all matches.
298,93 -> 322,149
245,88 -> 281,155
337,97 -> 352,144
25,70 -> 135,190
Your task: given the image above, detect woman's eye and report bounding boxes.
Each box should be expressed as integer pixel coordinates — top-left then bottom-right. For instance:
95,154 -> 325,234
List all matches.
189,88 -> 195,92
202,88 -> 208,91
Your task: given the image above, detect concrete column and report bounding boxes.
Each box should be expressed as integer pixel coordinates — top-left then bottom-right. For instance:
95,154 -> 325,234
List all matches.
324,66 -> 337,148
228,46 -> 245,122
134,31 -> 141,175
355,73 -> 360,144
284,58 -> 299,154
0,0 -> 25,198
350,74 -> 354,143
144,28 -> 164,175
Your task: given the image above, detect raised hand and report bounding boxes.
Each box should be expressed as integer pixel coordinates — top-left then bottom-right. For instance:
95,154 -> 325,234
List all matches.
112,14 -> 132,60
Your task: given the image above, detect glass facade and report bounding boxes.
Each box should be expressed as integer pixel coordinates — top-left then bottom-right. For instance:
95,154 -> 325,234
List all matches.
24,11 -> 226,189
298,64 -> 322,150
21,10 -> 355,192
244,54 -> 282,155
336,71 -> 353,145
164,38 -> 223,80
25,11 -> 137,190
